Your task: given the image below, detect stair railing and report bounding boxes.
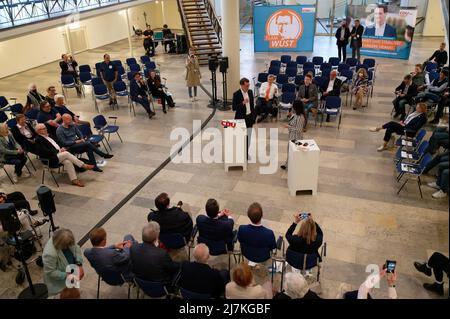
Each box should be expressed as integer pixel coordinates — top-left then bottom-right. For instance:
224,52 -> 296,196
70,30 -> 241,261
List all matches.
204,0 -> 222,44
176,0 -> 194,49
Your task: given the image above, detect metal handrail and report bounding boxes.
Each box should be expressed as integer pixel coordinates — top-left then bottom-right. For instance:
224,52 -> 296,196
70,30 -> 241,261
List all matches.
204,0 -> 222,44
176,0 -> 194,49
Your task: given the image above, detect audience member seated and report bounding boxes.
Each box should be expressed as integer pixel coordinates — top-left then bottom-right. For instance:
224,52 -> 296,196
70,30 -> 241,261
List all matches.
56,114 -> 113,172
147,193 -> 193,243
37,101 -> 61,138
416,69 -> 449,104
130,72 -> 156,119
352,68 -> 369,110
392,74 -> 417,120
0,191 -> 38,216
427,42 -> 448,69
25,83 -> 46,112
34,123 -> 94,187
425,154 -> 449,199
370,103 -> 427,152
60,54 -> 81,96
285,213 -> 323,258
0,123 -> 28,183
84,227 -> 136,281
321,70 -> 343,122
11,114 -> 38,155
256,74 -> 278,123
177,244 -> 228,298
42,228 -> 84,297
196,198 -> 235,250
296,73 -> 319,118
130,221 -> 179,284
143,26 -> 155,56
147,70 -> 175,113
54,95 -> 90,127
430,88 -> 449,124
344,268 -> 397,299
273,272 -> 321,299
411,64 -> 427,91
45,86 -> 58,108
414,252 -> 449,296
225,262 -> 272,299
237,202 -> 277,262
425,127 -> 449,154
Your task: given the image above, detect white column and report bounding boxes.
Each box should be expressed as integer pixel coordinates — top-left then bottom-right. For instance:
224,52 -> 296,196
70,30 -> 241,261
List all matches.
221,0 -> 240,99
125,9 -> 134,57
161,1 -> 167,25
64,24 -> 73,57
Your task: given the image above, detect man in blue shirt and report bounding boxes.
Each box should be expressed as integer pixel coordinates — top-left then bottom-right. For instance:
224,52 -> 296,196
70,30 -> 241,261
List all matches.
37,101 -> 61,138
56,114 -> 113,172
99,54 -> 118,105
237,202 -> 277,263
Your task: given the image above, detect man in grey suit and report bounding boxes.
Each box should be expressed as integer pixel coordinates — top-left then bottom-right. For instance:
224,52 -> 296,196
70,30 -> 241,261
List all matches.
84,227 -> 136,281
296,74 -> 319,123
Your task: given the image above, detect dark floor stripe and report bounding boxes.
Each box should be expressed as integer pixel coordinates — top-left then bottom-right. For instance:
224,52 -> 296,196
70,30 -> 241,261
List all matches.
77,104 -> 217,246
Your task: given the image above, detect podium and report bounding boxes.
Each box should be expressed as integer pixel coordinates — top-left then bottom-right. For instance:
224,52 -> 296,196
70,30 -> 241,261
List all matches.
222,119 -> 247,171
287,139 -> 320,196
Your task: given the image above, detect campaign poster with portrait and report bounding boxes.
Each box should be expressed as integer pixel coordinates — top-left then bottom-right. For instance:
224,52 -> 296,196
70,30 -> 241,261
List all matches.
347,4 -> 418,59
253,5 -> 315,52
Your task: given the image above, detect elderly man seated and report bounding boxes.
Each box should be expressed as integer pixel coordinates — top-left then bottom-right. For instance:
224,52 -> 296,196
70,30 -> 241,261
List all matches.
34,123 -> 94,187
53,95 -> 90,127
130,221 -> 179,285
84,227 -> 136,281
56,114 -> 113,172
256,74 -> 278,123
177,244 -> 228,298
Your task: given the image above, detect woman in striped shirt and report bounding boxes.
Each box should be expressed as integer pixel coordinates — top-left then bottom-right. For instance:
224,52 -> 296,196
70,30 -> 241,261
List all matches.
281,100 -> 306,170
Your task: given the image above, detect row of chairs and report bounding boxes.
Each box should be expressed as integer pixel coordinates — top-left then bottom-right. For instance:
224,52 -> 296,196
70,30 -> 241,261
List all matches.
394,129 -> 433,199
94,226 -> 326,299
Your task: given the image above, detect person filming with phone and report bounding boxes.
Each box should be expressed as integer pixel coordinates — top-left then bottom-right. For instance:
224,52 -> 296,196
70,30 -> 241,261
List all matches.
285,212 -> 323,257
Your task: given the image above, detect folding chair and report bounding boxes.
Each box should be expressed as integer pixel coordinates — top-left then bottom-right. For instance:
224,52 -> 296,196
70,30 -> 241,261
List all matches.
296,56 -> 308,66
328,57 -> 340,69
78,123 -> 110,154
280,55 -> 292,65
320,96 -> 342,129
278,92 -> 296,119
340,69 -> 354,106
134,278 -> 170,299
39,158 -> 63,187
92,84 -> 112,113
253,73 -> 269,95
113,81 -> 132,110
60,74 -> 83,99
140,55 -> 151,65
126,58 -> 138,68
95,268 -> 133,299
345,58 -> 358,71
268,66 -> 280,77
79,65 -> 92,74
396,153 -> 433,199
0,96 -> 10,111
312,56 -> 324,70
93,115 -> 123,146
9,103 -> 23,117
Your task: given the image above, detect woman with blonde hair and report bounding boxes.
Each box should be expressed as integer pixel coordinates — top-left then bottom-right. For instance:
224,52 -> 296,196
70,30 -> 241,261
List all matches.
225,262 -> 272,299
352,67 -> 368,110
285,212 -> 323,257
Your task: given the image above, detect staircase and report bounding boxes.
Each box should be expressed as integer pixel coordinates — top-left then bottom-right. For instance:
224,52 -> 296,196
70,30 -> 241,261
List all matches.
177,0 -> 222,65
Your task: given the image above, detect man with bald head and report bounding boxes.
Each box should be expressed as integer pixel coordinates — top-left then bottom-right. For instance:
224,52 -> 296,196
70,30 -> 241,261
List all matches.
56,114 -> 113,172
177,244 -> 228,298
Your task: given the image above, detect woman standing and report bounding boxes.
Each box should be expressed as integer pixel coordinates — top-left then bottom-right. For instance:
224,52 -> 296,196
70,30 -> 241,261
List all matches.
352,68 -> 369,110
281,100 -> 307,170
186,51 -> 201,102
42,228 -> 84,297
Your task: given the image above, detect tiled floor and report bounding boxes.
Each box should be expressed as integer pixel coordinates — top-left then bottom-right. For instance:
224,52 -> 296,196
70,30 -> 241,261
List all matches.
0,34 -> 448,299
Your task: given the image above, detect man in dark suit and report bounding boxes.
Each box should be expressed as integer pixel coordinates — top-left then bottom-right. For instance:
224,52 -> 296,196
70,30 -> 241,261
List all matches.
11,114 -> 37,154
60,54 -> 81,96
84,227 -> 136,281
237,202 -> 277,263
350,19 -> 365,63
321,70 -> 343,122
393,74 -> 418,120
147,193 -> 193,243
196,198 -> 235,250
232,78 -> 256,155
130,72 -> 155,119
130,221 -> 179,284
335,21 -> 351,62
364,5 -> 397,39
177,244 -> 228,298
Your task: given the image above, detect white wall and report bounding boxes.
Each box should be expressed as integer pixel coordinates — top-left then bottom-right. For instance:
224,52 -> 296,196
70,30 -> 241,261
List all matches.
423,0 -> 445,36
0,0 -> 182,78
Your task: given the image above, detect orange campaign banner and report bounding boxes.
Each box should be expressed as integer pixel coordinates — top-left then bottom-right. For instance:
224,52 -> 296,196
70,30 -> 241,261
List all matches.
254,5 -> 315,52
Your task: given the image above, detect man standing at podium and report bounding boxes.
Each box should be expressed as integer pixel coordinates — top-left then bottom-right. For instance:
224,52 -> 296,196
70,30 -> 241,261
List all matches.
232,78 -> 256,156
